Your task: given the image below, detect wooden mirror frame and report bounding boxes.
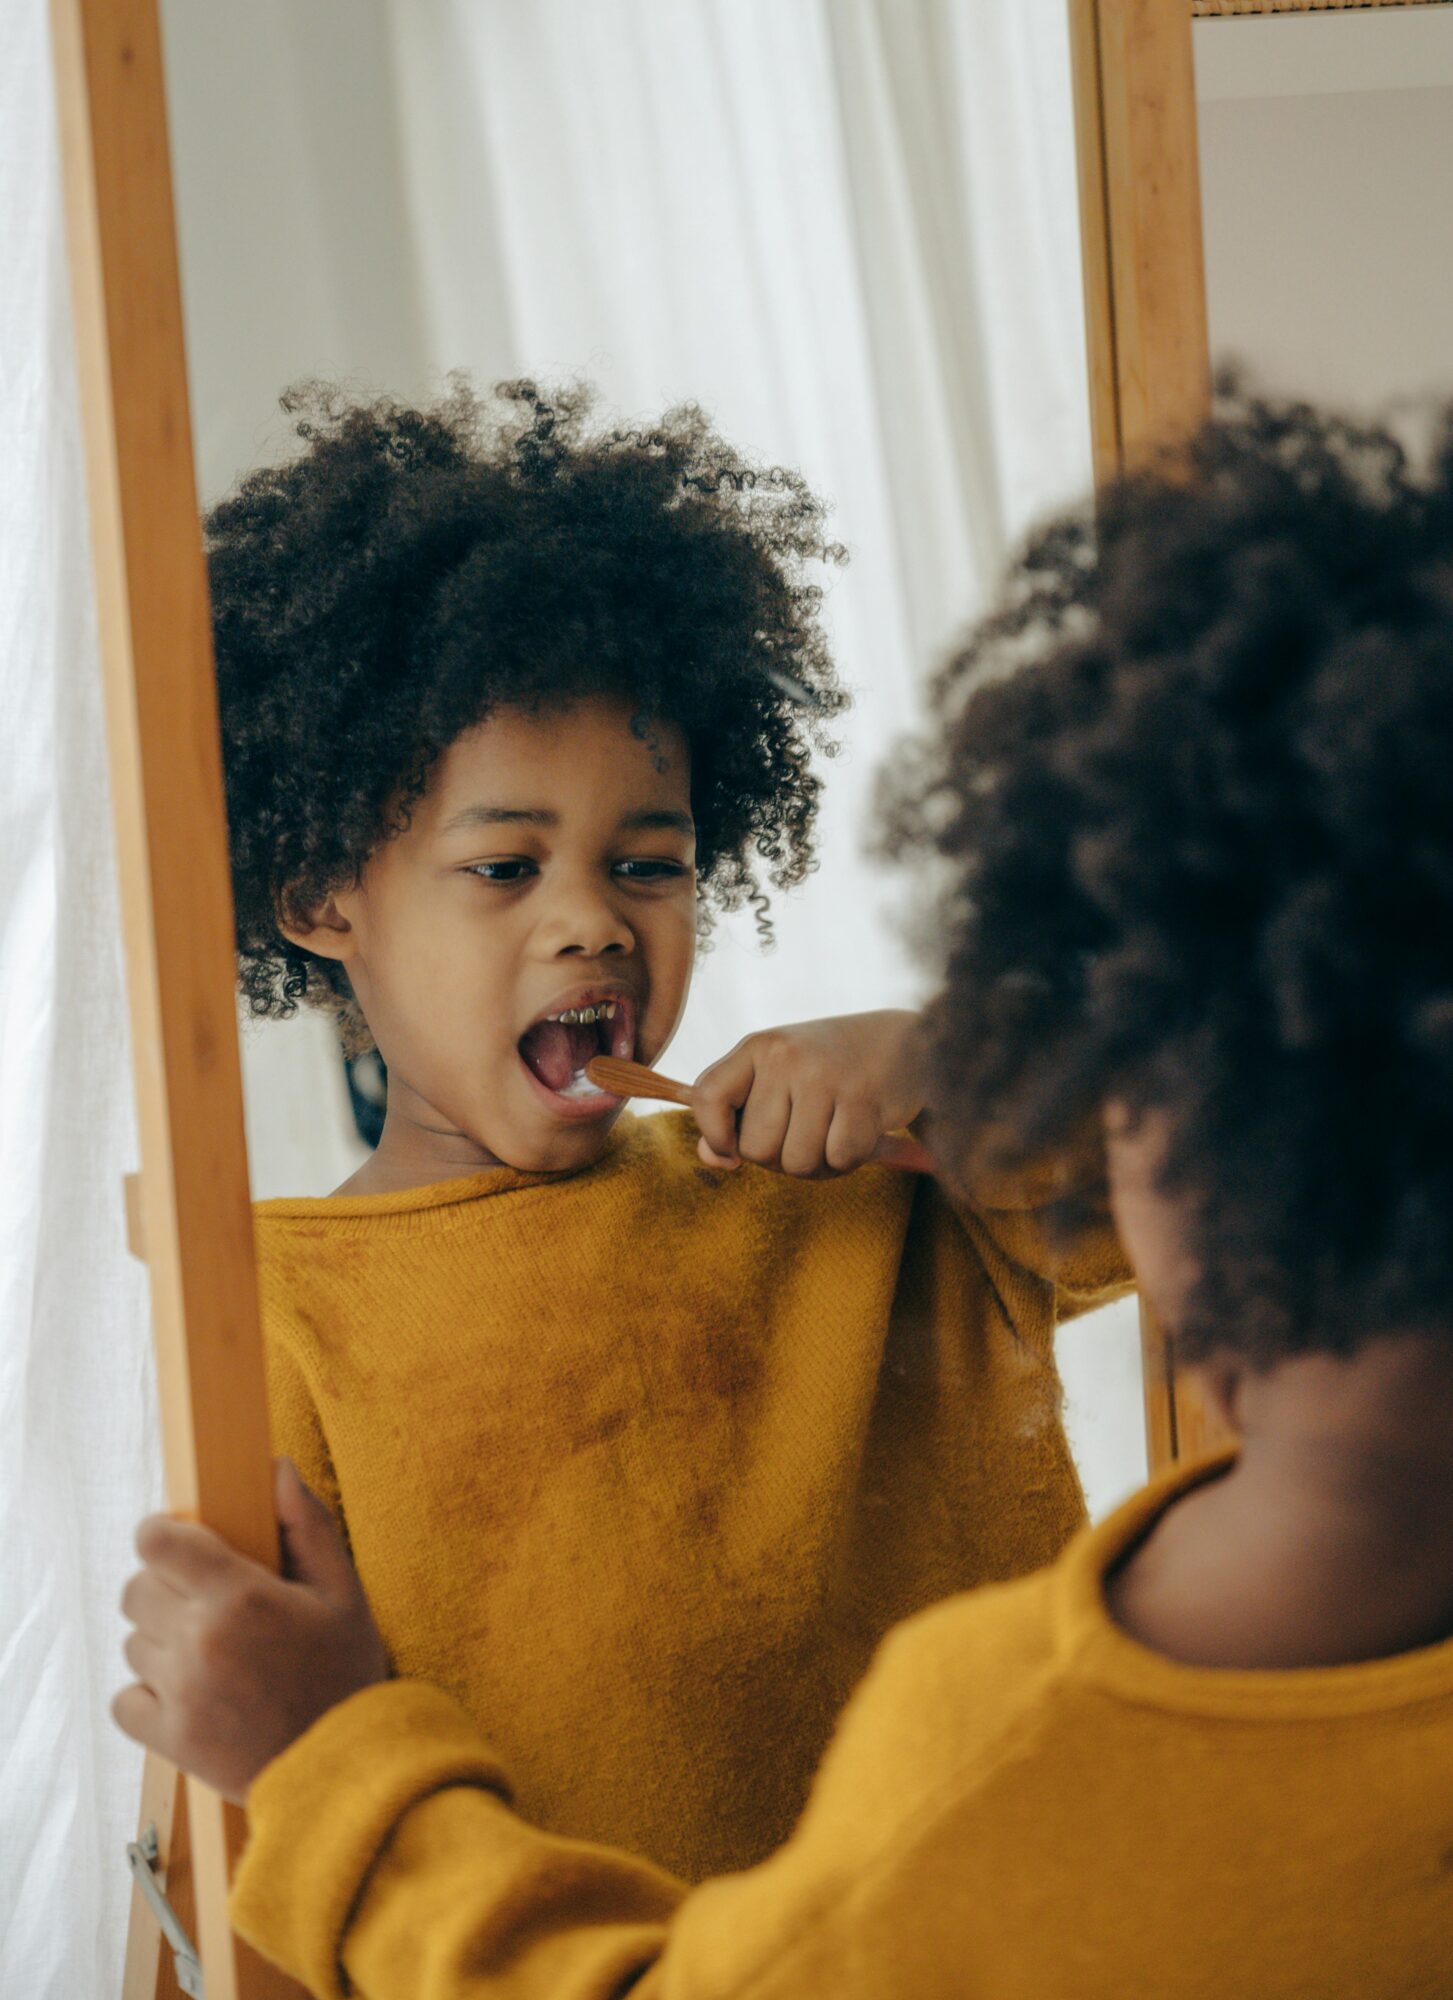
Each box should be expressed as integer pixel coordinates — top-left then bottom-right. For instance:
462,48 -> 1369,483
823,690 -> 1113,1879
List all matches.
56,1 -> 1435,1990
1065,0 -> 1439,1463
52,3 -> 305,1994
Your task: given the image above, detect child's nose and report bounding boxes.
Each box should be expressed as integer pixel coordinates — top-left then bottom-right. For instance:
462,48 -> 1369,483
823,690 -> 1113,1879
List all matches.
539,881 -> 635,959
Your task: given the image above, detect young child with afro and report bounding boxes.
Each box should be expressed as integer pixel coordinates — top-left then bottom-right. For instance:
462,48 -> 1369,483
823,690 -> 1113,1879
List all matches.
120,392 -> 1453,1999
177,380 -> 1130,1887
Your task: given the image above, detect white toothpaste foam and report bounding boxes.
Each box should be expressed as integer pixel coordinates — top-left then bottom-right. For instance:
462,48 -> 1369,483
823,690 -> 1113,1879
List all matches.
558,1068 -> 606,1100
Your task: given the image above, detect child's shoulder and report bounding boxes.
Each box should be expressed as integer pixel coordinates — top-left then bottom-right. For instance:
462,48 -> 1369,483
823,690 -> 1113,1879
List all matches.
800,1562 -> 1064,1846
247,1108 -> 925,1336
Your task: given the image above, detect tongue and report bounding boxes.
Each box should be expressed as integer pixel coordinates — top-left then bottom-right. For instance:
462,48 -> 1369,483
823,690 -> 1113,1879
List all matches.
519,1019 -> 601,1093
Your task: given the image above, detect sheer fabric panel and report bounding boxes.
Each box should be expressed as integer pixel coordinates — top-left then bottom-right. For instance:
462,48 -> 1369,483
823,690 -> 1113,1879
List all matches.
0,7 -> 162,1995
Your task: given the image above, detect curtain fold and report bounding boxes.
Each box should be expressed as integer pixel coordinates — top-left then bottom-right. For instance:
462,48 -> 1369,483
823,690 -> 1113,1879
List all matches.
384,0 -> 1094,1079
0,8 -> 161,1995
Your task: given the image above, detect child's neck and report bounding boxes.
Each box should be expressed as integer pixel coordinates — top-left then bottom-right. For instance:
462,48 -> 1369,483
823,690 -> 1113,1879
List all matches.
334,1105 -> 506,1197
1107,1333 -> 1453,1670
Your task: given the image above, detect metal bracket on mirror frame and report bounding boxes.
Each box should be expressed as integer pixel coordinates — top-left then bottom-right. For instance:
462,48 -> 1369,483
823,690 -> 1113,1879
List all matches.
128,1824 -> 205,1999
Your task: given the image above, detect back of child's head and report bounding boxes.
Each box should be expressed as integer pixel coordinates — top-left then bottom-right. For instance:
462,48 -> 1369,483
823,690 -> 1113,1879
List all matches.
208,378 -> 846,1037
887,392 -> 1453,1368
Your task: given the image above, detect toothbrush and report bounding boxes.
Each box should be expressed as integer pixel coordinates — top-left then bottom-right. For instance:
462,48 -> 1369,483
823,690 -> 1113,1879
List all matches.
584,1055 -> 935,1174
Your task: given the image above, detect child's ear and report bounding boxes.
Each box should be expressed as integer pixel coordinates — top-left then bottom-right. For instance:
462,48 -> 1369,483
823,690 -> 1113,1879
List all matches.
1191,1357 -> 1244,1436
277,891 -> 355,964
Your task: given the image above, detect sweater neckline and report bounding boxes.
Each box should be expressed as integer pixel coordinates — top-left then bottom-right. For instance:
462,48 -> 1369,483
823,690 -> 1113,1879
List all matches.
1061,1449 -> 1453,1716
254,1112 -> 641,1224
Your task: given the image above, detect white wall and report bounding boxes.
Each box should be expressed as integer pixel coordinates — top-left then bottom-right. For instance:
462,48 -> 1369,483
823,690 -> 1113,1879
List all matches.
160,0 -> 435,504
1195,9 -> 1453,415
161,0 -> 418,1197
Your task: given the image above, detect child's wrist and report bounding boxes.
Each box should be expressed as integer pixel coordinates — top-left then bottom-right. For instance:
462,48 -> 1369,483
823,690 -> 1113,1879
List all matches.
892,1010 -> 932,1122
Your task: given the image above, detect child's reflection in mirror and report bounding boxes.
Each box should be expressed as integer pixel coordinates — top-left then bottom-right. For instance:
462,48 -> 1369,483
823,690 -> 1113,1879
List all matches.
122,379 -> 1130,1885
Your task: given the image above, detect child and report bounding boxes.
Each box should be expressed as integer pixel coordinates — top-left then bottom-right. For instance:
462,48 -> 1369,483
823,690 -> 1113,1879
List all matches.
192,381 -> 1130,1885
120,393 -> 1453,1997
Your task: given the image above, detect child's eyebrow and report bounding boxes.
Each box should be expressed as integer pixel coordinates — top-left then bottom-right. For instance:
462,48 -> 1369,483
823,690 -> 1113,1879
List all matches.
439,805 -> 695,837
621,810 -> 696,836
440,806 -> 556,834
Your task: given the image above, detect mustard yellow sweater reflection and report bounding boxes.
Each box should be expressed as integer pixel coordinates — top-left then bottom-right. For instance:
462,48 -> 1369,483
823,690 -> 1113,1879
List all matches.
231,1454 -> 1453,2000
257,1109 -> 1129,1884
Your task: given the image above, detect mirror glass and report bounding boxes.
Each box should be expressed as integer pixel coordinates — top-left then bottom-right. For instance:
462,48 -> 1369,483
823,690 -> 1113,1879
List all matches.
159,3 -> 1145,1524
1195,4 -> 1453,415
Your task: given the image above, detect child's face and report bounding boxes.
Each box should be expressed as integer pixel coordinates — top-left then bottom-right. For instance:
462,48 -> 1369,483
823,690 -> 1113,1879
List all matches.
296,697 -> 698,1174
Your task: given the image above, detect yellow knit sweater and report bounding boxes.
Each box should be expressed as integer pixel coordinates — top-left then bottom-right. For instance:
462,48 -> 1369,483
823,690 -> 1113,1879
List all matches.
233,1453 -> 1453,2000
255,1109 -> 1128,1884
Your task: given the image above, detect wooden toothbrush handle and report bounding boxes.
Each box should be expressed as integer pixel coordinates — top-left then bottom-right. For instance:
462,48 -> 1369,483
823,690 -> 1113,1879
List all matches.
587,1057 -> 935,1173
584,1055 -> 693,1106
871,1132 -> 935,1174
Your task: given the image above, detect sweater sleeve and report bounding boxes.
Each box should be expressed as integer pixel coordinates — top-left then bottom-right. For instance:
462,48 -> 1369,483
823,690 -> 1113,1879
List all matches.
935,1150 -> 1135,1326
228,1545 -> 1072,2000
230,1579 -> 1059,2000
264,1335 -> 346,1530
229,1632 -> 963,2000
229,1681 -> 682,2000
969,1198 -> 1133,1325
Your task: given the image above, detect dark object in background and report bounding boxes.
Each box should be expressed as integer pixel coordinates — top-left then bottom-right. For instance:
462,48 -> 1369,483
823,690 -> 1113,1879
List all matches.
344,1050 -> 387,1150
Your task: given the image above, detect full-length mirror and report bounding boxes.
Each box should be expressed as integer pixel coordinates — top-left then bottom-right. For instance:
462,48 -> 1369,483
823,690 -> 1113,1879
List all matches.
158,0 -> 1148,1532
102,0 -> 1153,1953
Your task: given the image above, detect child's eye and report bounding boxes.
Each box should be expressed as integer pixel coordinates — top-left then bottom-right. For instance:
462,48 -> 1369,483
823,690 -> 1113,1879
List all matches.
614,859 -> 688,882
467,859 -> 537,884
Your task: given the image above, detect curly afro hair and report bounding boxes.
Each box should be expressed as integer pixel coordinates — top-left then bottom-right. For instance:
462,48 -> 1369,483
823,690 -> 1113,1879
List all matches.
883,392 -> 1453,1367
208,378 -> 848,1042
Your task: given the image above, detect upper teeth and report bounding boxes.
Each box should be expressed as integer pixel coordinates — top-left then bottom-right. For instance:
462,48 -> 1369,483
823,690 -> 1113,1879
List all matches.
545,1003 -> 618,1026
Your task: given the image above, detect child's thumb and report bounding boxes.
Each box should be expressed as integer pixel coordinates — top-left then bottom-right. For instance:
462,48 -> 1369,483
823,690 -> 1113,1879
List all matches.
274,1457 -> 353,1596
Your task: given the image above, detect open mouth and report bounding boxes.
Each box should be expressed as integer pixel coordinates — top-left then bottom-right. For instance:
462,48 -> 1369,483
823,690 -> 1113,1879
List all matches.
517,992 -> 637,1115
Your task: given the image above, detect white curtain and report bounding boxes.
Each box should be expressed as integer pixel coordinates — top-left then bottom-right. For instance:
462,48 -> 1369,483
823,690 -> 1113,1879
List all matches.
385,0 -> 1094,1081
163,0 -> 1094,1172
0,6 -> 162,1997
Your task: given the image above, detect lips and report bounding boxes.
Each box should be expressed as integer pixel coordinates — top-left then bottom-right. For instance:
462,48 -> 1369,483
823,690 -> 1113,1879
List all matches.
517,992 -> 636,1098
